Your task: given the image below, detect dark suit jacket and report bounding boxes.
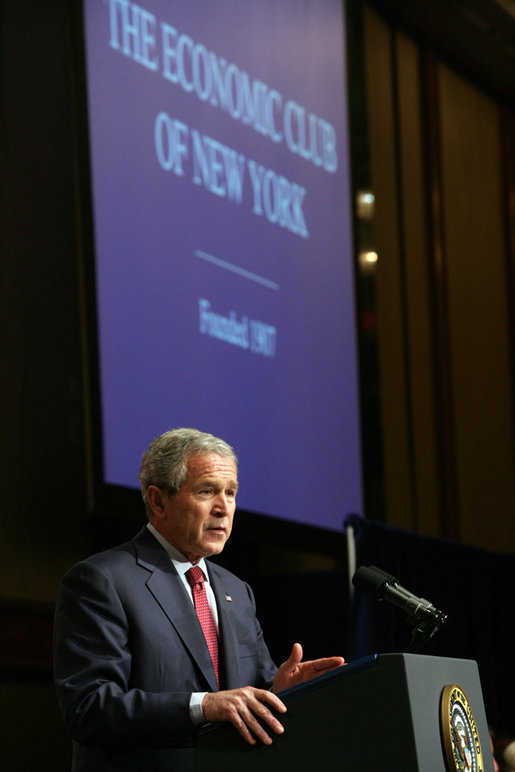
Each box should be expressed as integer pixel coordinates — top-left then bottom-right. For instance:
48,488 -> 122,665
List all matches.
53,526 -> 277,771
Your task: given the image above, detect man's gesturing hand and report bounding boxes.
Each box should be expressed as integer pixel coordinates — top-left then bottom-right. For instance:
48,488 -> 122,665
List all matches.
272,642 -> 345,693
202,687 -> 287,746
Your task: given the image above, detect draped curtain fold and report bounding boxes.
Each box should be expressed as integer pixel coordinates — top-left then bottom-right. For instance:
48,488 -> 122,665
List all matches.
254,515 -> 514,734
343,513 -> 515,734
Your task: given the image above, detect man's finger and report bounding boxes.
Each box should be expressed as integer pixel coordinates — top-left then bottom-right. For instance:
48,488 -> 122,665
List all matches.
240,710 -> 276,746
234,713 -> 262,745
312,655 -> 345,672
231,699 -> 284,746
255,688 -> 287,714
284,642 -> 303,668
202,688 -> 286,746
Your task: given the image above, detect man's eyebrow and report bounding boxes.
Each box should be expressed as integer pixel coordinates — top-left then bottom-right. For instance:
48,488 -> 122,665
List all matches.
198,477 -> 239,489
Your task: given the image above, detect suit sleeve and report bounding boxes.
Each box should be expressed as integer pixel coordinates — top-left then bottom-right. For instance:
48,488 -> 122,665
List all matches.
243,581 -> 278,689
53,560 -> 194,750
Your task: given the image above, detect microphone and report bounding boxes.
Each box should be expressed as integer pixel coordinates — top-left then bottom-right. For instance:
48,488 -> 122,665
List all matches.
352,565 -> 448,639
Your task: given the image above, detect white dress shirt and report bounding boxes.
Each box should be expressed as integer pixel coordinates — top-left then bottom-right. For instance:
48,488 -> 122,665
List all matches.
146,523 -> 218,724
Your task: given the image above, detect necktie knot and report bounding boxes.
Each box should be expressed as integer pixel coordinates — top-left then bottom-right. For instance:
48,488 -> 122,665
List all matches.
186,566 -> 204,588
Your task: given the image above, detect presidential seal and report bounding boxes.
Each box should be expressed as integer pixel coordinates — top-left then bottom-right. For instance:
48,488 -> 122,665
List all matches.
441,684 -> 485,772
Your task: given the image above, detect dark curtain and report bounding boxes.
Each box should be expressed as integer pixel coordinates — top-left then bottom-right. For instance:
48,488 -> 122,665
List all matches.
253,516 -> 514,736
253,569 -> 350,664
344,513 -> 515,735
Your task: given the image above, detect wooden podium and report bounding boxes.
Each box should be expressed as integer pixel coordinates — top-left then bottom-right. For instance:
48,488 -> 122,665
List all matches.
195,653 -> 494,771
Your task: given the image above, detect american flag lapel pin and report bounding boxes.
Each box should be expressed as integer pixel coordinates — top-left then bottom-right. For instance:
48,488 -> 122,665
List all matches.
225,593 -> 232,601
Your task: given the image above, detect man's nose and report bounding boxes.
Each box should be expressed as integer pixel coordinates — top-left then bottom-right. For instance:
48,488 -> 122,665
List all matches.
213,492 -> 231,513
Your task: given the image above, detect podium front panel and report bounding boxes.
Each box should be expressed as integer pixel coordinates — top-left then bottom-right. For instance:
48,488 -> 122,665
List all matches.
195,654 -> 494,772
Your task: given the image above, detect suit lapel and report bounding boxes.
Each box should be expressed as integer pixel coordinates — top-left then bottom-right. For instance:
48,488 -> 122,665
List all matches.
209,564 -> 242,689
133,527 -> 219,692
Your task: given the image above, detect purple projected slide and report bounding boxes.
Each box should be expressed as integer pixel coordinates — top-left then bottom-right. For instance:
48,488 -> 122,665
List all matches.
83,0 -> 363,530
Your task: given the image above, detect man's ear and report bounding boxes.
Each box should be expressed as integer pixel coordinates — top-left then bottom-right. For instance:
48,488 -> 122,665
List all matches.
146,485 -> 168,521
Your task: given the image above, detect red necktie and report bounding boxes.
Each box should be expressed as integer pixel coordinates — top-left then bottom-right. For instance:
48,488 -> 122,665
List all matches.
186,566 -> 219,687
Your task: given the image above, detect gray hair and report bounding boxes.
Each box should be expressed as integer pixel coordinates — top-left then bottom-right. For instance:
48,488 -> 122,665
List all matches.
138,428 -> 237,519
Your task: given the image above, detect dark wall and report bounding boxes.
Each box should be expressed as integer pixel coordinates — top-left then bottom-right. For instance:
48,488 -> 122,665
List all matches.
1,0 -> 89,552
1,6 -> 89,764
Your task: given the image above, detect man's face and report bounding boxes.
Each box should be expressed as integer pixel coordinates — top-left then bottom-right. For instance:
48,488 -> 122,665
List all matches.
149,453 -> 238,564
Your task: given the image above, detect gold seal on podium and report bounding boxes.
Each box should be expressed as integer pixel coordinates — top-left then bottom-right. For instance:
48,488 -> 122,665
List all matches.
441,684 -> 485,771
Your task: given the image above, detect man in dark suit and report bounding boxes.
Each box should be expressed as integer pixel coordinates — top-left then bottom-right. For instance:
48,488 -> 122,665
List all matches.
54,428 -> 344,771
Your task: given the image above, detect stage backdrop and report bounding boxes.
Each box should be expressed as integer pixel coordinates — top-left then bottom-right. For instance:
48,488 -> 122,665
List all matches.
83,0 -> 363,530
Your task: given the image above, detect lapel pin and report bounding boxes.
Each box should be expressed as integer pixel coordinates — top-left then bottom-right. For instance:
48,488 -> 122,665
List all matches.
225,593 -> 232,602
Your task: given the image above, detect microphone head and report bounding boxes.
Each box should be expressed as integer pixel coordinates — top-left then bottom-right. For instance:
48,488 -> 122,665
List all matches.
352,565 -> 398,598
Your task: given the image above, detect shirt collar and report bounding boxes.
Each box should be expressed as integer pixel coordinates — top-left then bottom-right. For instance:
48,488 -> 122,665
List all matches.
146,522 -> 209,580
